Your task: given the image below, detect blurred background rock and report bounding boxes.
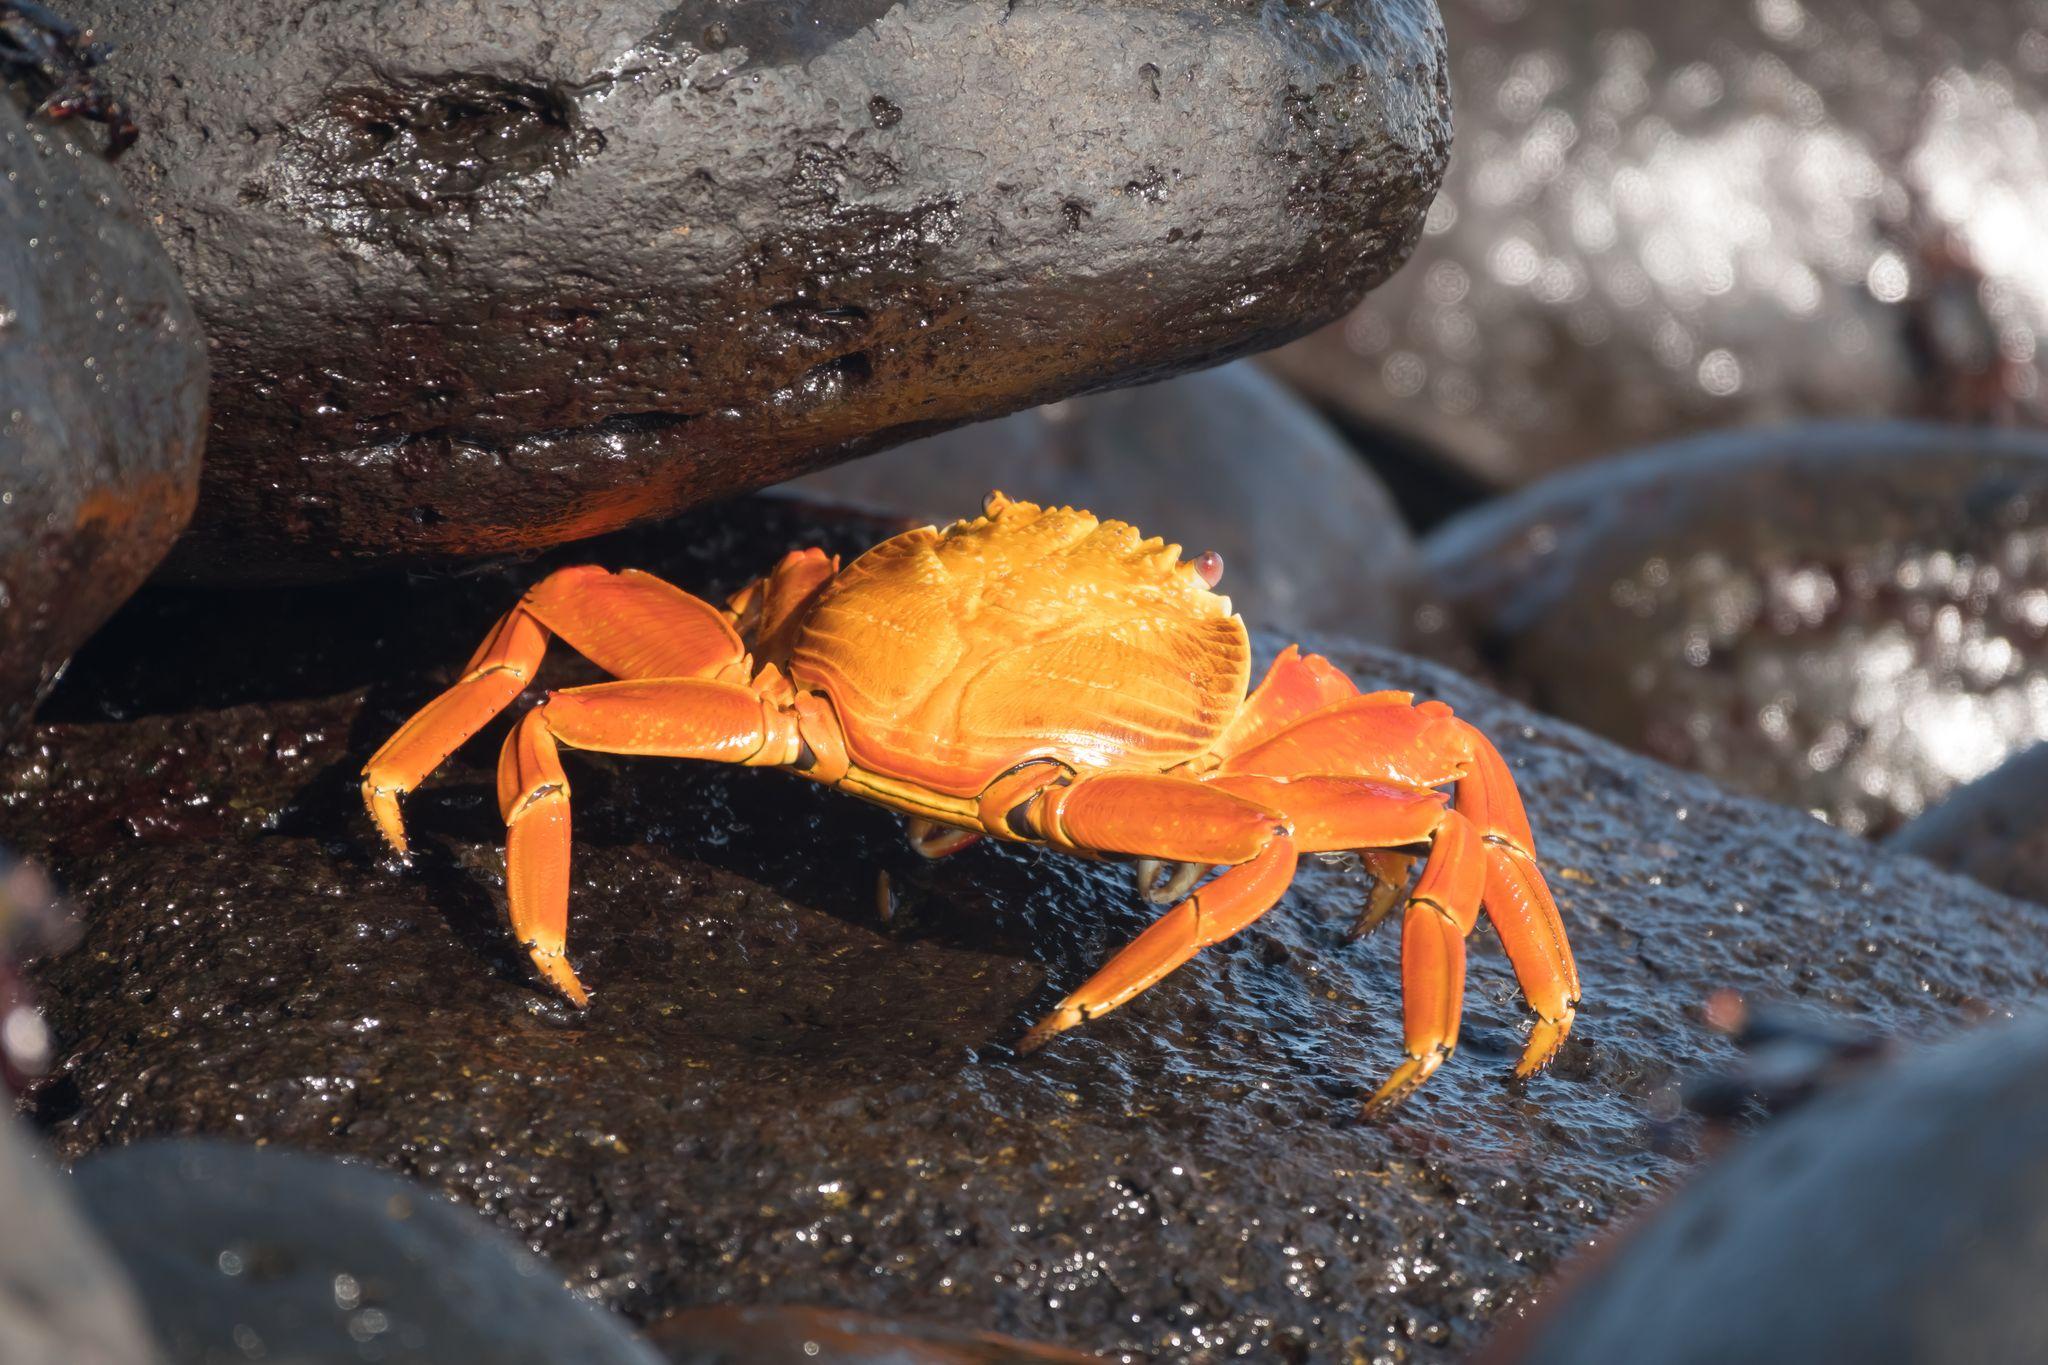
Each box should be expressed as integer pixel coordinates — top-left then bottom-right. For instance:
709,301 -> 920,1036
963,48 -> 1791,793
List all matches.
1268,0 -> 2048,491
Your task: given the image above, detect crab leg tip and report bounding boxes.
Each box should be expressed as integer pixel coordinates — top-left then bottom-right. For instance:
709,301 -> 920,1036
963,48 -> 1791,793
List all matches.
1363,1047 -> 1450,1119
1017,1005 -> 1084,1054
1513,1007 -> 1575,1078
528,947 -> 591,1008
362,782 -> 411,859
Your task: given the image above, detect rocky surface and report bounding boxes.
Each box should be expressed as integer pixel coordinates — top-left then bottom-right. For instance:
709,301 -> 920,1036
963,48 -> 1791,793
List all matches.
1420,423 -> 2048,836
10,496 -> 2047,1360
69,1140 -> 665,1365
647,1305 -> 1098,1364
1266,0 -> 2048,487
787,361 -> 1419,643
1490,1011 -> 2048,1365
72,0 -> 1449,580
1890,743 -> 2048,907
0,83 -> 206,734
0,1112 -> 161,1365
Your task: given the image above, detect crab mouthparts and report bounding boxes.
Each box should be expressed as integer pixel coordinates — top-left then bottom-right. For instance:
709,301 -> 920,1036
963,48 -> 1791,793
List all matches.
1133,858 -> 1210,905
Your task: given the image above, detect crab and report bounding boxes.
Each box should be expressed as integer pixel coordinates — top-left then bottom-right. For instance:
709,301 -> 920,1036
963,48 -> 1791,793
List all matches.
362,493 -> 1580,1111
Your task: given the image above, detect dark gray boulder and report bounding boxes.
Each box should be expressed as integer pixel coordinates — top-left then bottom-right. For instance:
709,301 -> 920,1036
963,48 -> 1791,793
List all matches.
0,1113 -> 161,1365
1890,742 -> 2048,906
1267,0 -> 2048,487
1421,423 -> 2048,836
787,361 -> 1420,643
72,0 -> 1449,580
69,1140 -> 666,1365
11,496 -> 2048,1360
0,79 -> 206,734
1491,1011 -> 2048,1365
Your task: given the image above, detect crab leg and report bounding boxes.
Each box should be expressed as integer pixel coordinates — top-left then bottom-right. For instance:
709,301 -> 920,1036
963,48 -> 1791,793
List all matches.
1450,720 -> 1580,1075
1208,687 -> 1581,1092
492,678 -> 801,1004
1018,833 -> 1300,1052
1364,810 -> 1487,1114
1211,645 -> 1363,760
362,566 -> 747,855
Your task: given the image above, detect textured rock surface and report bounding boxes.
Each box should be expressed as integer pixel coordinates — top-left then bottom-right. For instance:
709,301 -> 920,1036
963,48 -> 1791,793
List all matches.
9,497 -> 2046,1360
0,1113 -> 161,1365
1421,423 -> 2048,836
69,1141 -> 665,1365
1266,0 -> 2048,486
74,0 -> 1449,580
647,1305 -> 1098,1364
787,361 -> 1419,642
1890,743 -> 2048,907
1492,1012 -> 2048,1365
0,90 -> 205,732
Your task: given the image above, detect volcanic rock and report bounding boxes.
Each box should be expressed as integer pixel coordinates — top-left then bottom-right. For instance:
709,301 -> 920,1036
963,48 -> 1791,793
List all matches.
1491,1011 -> 2048,1365
1420,423 -> 2048,836
0,84 -> 205,734
1889,742 -> 2048,907
67,1140 -> 665,1365
10,497 -> 2046,1359
71,0 -> 1450,579
1267,0 -> 2048,487
788,361 -> 1419,642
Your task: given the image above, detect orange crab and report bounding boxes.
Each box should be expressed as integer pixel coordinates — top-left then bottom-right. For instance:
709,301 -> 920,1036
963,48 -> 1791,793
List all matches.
362,494 -> 1579,1111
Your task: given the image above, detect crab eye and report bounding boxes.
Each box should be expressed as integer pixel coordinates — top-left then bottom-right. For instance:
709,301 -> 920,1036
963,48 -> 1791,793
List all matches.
1193,550 -> 1224,589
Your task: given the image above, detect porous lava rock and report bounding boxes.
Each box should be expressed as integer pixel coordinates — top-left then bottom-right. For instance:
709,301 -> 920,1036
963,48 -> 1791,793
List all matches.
9,498 -> 2047,1360
646,1305 -> 1098,1364
1889,742 -> 2048,907
71,0 -> 1450,580
1489,1012 -> 2048,1365
69,1140 -> 666,1365
787,361 -> 1419,642
1420,423 -> 2048,836
1267,0 -> 2048,487
0,85 -> 205,734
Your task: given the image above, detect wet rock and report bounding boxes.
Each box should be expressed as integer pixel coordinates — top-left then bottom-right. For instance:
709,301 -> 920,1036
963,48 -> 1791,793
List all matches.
1491,1011 -> 2048,1365
1266,0 -> 2048,488
1889,742 -> 2048,906
65,1140 -> 665,1365
73,0 -> 1449,581
0,1112 -> 161,1365
10,496 -> 2048,1359
647,1305 -> 1098,1364
1420,423 -> 2048,836
786,361 -> 1419,642
0,84 -> 206,733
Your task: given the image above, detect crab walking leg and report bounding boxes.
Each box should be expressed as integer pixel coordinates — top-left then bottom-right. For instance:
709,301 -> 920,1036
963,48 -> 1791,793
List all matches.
364,607 -> 548,856
1211,645 -> 1362,760
491,678 -> 802,1005
1201,773 -> 1440,940
1451,720 -> 1581,1075
1017,833 -> 1300,1052
1218,694 -> 1582,1081
497,709 -> 581,1004
362,566 -> 748,855
1364,809 -> 1489,1115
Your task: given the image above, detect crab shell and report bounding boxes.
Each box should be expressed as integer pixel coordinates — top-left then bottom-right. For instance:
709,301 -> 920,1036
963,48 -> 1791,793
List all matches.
362,493 -> 1581,1113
